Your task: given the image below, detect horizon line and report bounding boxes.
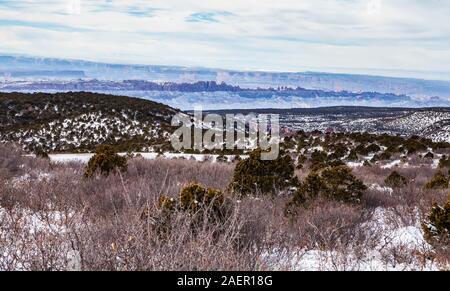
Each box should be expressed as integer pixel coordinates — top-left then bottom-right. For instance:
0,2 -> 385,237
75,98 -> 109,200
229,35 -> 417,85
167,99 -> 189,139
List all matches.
2,52 -> 450,83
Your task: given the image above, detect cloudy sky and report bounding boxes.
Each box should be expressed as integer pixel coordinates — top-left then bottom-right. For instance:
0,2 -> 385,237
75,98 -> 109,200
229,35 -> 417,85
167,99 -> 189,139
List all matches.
0,0 -> 449,79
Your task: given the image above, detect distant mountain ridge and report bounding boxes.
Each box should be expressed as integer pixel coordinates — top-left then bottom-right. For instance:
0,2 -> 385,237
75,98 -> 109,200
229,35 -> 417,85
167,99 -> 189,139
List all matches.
2,79 -> 449,110
1,55 -> 450,99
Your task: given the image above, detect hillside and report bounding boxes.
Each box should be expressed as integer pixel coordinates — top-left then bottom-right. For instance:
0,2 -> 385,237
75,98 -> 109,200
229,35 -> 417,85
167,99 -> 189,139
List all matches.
1,92 -> 450,153
0,92 -> 179,153
209,107 -> 450,143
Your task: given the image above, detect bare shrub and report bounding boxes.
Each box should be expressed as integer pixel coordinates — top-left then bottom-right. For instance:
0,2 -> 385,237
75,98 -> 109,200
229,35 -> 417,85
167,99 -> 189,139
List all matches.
289,199 -> 377,252
422,195 -> 450,253
1,142 -> 449,271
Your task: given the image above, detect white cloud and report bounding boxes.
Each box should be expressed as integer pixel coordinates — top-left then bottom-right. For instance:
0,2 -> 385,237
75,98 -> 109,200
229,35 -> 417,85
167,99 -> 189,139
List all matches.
66,0 -> 82,15
0,0 -> 449,79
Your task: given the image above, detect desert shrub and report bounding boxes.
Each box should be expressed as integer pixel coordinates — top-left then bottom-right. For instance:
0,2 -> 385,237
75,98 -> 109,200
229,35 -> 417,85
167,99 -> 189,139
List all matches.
355,144 -> 368,155
320,166 -> 367,202
229,148 -> 299,196
404,139 -> 427,155
425,172 -> 449,189
297,154 -> 307,164
355,143 -> 380,156
216,154 -> 228,163
310,150 -> 327,164
0,143 -> 24,177
233,155 -> 242,162
34,147 -> 49,159
422,195 -> 450,247
385,171 -> 408,188
351,132 -> 375,144
328,143 -> 347,160
424,152 -> 434,159
288,166 -> 366,213
371,154 -> 380,163
282,136 -> 295,150
379,151 -> 392,161
363,160 -> 371,167
202,155 -> 213,163
289,200 -> 372,250
439,155 -> 450,169
84,145 -> 127,178
290,172 -> 323,205
178,183 -> 229,218
309,149 -> 345,172
366,143 -> 381,154
347,150 -> 358,161
432,142 -> 450,150
144,183 -> 232,236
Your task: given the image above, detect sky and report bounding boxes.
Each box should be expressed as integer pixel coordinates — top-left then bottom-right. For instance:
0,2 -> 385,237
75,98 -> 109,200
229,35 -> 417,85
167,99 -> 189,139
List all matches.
0,0 -> 449,80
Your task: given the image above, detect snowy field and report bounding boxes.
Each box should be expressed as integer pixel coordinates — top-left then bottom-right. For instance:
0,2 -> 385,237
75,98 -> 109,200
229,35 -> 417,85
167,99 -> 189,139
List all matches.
263,207 -> 443,271
1,203 -> 447,271
47,153 -> 244,164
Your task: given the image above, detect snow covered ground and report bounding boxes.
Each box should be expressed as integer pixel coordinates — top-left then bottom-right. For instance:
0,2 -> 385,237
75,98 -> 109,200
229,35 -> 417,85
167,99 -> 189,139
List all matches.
263,208 -> 446,271
47,153 -> 246,163
0,206 -> 80,271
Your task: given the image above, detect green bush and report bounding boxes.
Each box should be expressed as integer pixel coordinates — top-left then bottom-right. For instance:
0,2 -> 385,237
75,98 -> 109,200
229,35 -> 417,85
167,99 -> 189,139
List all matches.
432,142 -> 450,150
403,139 -> 427,155
34,148 -> 49,159
379,151 -> 392,161
297,154 -> 307,164
216,154 -> 228,163
310,150 -> 328,164
229,148 -> 299,196
294,172 -> 323,203
425,172 -> 449,189
385,171 -> 408,188
355,143 -> 380,156
328,143 -> 348,160
366,143 -> 381,154
143,183 -> 232,236
296,154 -> 307,169
84,145 -> 127,178
370,154 -> 380,163
424,152 -> 434,159
233,155 -> 242,162
178,183 -> 229,218
320,166 -> 367,202
422,195 -> 450,247
288,165 -> 366,213
347,150 -> 358,161
309,149 -> 345,172
355,144 -> 368,155
439,155 -> 450,168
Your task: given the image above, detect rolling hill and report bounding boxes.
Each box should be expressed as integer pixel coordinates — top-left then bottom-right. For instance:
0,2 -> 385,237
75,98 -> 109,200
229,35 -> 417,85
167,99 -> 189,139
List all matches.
0,92 -> 179,153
